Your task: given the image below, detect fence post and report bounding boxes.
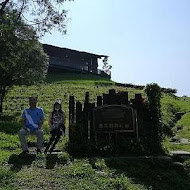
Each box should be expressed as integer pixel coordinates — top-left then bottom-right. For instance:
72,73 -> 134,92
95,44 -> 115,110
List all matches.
109,89 -> 117,104
90,103 -> 95,140
103,94 -> 109,105
83,92 -> 90,140
135,93 -> 142,103
69,95 -> 75,142
69,95 -> 75,124
97,96 -> 102,107
76,101 -> 82,125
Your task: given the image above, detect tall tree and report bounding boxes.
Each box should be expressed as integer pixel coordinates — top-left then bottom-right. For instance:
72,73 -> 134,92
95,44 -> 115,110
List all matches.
0,0 -> 70,36
0,10 -> 49,112
0,0 -> 72,112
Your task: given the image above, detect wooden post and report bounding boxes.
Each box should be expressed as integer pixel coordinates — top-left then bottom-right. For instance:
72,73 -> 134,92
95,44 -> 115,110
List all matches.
109,89 -> 117,104
85,91 -> 89,103
90,103 -> 95,140
69,95 -> 75,142
103,94 -> 109,105
83,92 -> 90,140
109,89 -> 116,95
135,93 -> 142,103
69,96 -> 75,124
97,96 -> 102,107
118,91 -> 128,105
76,101 -> 82,124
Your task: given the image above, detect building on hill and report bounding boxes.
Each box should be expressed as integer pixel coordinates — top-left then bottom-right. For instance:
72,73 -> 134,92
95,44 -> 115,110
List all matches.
43,44 -> 110,78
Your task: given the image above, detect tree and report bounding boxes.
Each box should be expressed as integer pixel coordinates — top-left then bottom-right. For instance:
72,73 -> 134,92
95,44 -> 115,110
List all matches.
0,0 -> 71,36
0,0 -> 72,112
0,10 -> 49,112
145,83 -> 162,143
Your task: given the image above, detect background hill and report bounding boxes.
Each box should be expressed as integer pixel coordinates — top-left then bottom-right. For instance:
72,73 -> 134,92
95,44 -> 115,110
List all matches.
0,72 -> 190,190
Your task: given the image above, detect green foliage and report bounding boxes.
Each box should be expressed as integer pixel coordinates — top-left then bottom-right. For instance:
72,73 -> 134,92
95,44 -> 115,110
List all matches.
145,83 -> 162,121
145,83 -> 162,142
161,94 -> 183,129
0,0 -> 69,36
115,82 -> 177,93
0,13 -> 49,86
0,10 -> 49,112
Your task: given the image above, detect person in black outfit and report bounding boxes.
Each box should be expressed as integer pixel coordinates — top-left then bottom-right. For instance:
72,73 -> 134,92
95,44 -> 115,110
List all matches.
44,101 -> 66,153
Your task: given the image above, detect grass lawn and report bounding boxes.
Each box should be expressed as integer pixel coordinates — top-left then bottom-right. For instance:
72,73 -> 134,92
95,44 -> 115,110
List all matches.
0,72 -> 190,189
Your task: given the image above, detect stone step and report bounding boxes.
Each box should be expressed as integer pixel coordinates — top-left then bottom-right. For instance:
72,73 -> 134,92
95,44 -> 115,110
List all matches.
171,150 -> 190,156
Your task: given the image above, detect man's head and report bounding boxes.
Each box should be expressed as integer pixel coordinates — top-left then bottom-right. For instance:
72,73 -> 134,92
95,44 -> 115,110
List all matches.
29,97 -> 37,109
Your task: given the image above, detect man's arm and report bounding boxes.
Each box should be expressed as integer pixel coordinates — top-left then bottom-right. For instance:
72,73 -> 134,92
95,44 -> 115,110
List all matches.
38,118 -> 44,129
21,110 -> 26,129
21,118 -> 26,129
38,109 -> 44,129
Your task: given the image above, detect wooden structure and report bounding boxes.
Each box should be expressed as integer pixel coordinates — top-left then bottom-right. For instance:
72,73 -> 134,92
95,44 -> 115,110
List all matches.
69,89 -> 149,143
93,105 -> 138,141
43,44 -> 110,78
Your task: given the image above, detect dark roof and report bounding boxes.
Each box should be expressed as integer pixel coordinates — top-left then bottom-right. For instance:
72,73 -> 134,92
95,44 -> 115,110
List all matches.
43,44 -> 108,58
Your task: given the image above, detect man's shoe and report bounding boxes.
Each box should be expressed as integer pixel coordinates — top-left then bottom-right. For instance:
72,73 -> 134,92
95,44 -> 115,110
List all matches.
37,149 -> 42,154
21,150 -> 29,154
49,147 -> 54,154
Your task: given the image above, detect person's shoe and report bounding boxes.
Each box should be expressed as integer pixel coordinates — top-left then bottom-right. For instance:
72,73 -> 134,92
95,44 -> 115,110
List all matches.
21,150 -> 29,154
36,149 -> 42,154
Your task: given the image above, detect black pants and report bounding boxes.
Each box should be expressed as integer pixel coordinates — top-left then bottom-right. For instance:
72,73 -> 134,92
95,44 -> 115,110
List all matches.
45,128 -> 62,152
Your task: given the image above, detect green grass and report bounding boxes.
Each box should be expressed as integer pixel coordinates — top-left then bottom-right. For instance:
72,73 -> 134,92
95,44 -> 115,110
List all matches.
163,138 -> 190,152
46,71 -> 112,83
1,155 -> 190,189
0,72 -> 190,189
161,94 -> 190,152
176,113 -> 190,139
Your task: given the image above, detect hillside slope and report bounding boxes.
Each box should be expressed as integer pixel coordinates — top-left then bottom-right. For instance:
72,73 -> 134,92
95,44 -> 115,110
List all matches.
0,72 -> 190,190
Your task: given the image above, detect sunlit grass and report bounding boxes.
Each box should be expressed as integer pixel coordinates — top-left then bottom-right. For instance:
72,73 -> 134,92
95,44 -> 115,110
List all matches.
0,72 -> 190,189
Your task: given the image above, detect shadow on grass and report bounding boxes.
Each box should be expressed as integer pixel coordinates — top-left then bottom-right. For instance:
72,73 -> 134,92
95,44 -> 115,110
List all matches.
46,70 -> 111,83
0,113 -> 21,135
45,154 -> 59,169
66,138 -> 167,158
8,154 -> 36,172
0,122 -> 20,135
8,151 -> 65,171
101,157 -> 190,190
0,112 -> 20,121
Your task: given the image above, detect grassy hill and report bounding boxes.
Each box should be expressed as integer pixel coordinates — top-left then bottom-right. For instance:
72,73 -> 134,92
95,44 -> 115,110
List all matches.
0,72 -> 190,190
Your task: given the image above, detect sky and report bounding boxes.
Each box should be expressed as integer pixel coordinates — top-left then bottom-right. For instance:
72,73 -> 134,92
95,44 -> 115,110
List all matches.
41,0 -> 190,96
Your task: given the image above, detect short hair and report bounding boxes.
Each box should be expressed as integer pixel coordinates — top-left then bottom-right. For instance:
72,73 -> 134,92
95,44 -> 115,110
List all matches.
29,96 -> 37,101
